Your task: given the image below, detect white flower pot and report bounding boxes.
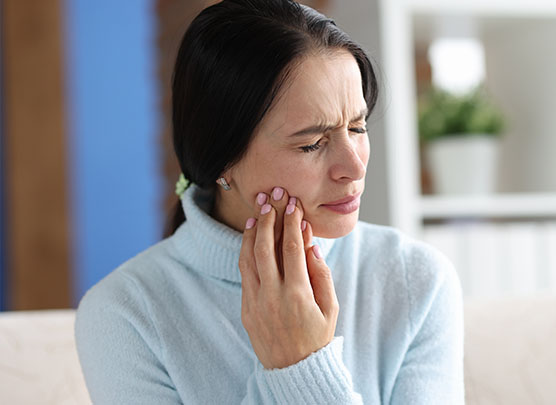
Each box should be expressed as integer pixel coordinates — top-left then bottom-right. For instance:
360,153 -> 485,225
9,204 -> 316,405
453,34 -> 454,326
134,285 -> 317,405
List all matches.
425,134 -> 500,195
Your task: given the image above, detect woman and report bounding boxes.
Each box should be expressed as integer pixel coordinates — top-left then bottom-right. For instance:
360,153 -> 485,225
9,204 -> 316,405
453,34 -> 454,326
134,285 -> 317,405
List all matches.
75,0 -> 464,403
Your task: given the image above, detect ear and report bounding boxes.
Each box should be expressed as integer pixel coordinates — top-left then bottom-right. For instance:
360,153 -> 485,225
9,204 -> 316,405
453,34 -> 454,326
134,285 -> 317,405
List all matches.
216,166 -> 234,187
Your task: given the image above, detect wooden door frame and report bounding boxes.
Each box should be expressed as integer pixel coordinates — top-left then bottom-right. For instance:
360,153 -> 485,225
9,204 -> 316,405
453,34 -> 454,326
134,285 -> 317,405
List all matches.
2,0 -> 71,309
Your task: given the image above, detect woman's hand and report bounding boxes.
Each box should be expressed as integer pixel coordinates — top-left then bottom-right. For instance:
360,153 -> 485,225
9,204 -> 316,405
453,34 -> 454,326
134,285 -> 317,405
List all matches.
238,187 -> 339,369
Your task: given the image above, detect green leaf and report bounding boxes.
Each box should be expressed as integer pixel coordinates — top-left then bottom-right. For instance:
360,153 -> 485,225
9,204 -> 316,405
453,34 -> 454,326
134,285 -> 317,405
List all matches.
417,85 -> 505,143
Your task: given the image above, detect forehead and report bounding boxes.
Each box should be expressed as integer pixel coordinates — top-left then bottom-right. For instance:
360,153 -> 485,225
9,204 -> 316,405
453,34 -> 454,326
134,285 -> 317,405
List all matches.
258,50 -> 367,136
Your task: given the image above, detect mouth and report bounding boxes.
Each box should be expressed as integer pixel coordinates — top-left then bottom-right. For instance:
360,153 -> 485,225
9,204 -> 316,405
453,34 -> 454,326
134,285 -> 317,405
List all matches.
320,192 -> 362,215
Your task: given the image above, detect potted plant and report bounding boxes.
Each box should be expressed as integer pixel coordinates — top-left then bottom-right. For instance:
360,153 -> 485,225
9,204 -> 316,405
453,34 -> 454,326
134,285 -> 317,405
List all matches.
418,85 -> 505,195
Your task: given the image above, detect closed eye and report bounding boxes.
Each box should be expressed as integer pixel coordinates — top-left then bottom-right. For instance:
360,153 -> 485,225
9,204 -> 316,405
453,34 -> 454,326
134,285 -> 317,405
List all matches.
349,127 -> 367,134
300,139 -> 322,153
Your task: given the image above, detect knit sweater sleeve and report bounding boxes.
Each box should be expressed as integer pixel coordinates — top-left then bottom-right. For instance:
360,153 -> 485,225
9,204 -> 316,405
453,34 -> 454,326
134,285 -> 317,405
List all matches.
241,336 -> 363,404
75,272 -> 182,405
390,239 -> 465,404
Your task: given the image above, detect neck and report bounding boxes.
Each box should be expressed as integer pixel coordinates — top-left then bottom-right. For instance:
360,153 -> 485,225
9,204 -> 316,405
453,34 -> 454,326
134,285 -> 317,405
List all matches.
211,188 -> 248,233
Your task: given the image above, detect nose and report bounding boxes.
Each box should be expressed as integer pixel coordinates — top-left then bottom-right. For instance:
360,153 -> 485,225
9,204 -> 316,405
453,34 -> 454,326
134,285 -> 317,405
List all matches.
328,133 -> 368,182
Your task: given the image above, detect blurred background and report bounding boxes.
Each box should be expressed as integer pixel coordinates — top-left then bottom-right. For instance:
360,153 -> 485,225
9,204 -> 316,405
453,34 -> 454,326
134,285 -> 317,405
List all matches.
1,0 -> 555,311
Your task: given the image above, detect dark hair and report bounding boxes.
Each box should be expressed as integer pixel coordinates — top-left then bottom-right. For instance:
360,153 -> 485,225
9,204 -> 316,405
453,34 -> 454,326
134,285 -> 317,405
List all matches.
165,0 -> 378,236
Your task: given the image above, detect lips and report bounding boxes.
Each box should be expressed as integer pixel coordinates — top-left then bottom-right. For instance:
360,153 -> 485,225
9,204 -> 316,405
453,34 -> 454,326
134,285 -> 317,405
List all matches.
320,192 -> 362,214
322,192 -> 362,206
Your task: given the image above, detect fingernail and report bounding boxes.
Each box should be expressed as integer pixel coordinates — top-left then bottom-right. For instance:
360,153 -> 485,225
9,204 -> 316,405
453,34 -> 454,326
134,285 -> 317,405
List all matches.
285,203 -> 295,215
301,220 -> 307,232
256,192 -> 267,206
313,245 -> 322,259
260,203 -> 271,215
245,217 -> 256,230
289,197 -> 296,205
272,187 -> 284,201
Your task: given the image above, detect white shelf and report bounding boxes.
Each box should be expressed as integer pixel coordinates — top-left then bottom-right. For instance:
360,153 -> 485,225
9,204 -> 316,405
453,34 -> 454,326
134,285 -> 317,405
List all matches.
408,0 -> 556,17
420,193 -> 556,220
378,0 -> 556,235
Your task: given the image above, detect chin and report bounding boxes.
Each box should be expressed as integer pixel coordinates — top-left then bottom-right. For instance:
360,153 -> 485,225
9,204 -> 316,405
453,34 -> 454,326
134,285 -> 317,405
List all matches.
310,211 -> 359,239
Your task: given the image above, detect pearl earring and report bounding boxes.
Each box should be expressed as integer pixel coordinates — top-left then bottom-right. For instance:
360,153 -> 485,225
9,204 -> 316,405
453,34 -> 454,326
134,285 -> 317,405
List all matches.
217,177 -> 231,191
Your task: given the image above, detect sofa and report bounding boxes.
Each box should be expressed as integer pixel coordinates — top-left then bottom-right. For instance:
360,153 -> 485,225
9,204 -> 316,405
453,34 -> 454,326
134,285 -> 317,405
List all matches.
463,296 -> 556,404
0,309 -> 90,404
1,296 -> 555,404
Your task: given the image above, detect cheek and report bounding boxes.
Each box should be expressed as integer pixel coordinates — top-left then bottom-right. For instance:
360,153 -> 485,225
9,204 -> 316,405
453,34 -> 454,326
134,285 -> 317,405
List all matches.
253,153 -> 325,209
270,158 -> 321,197
239,151 -> 313,195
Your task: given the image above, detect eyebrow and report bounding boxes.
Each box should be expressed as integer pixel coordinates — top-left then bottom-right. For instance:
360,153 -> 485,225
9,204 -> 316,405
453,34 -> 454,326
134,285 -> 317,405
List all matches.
289,107 -> 369,137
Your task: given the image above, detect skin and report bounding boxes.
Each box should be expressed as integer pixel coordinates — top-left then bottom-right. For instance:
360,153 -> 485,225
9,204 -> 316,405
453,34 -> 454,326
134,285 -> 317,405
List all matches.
212,49 -> 370,239
212,49 -> 371,369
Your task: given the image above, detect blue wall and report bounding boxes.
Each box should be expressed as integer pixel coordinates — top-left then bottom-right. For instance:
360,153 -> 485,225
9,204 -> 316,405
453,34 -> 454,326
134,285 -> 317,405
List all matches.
65,0 -> 162,305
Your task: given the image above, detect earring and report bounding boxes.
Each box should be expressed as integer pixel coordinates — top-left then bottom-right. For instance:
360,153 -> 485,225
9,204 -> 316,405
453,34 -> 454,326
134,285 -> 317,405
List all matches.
217,177 -> 231,191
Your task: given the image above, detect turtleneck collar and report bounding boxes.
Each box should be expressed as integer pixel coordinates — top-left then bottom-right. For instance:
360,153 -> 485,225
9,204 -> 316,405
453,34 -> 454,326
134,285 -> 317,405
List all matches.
170,185 -> 337,283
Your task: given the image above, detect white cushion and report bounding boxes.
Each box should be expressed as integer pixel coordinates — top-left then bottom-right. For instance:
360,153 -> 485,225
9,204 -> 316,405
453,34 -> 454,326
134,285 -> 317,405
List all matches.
464,296 -> 556,405
2,298 -> 556,404
0,309 -> 90,404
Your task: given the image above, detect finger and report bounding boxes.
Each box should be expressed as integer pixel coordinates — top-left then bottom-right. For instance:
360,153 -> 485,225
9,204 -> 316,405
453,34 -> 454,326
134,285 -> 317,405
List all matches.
253,203 -> 281,288
281,200 -> 311,288
306,244 -> 339,318
270,187 -> 288,247
254,192 -> 269,220
238,217 -> 260,303
302,220 -> 313,249
295,195 -> 305,219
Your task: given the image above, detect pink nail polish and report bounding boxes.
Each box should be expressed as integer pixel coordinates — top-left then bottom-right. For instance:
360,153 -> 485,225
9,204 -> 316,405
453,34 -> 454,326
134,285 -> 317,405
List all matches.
272,187 -> 284,201
301,220 -> 307,231
256,192 -> 267,206
313,245 -> 322,259
285,203 -> 295,215
289,197 -> 296,205
245,218 -> 256,230
261,203 -> 271,215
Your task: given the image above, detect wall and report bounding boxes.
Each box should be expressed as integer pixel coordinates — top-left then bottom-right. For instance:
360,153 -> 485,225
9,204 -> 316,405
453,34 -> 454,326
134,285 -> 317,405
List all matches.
3,0 -> 72,309
0,1 -> 4,310
483,18 -> 556,193
65,0 -> 162,304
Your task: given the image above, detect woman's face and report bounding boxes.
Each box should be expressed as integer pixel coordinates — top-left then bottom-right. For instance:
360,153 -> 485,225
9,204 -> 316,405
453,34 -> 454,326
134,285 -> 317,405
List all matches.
220,49 -> 370,238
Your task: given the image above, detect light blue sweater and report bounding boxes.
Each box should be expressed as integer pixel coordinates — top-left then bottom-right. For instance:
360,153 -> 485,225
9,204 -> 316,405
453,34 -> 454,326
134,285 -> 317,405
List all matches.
75,185 -> 464,404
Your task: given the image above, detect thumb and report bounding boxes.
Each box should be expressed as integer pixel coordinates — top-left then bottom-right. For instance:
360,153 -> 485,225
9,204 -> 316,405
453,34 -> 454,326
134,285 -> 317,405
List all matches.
306,244 -> 339,318
302,220 -> 313,250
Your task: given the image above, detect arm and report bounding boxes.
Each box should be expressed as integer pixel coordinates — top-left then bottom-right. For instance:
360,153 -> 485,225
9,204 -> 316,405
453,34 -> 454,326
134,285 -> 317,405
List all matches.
242,337 -> 362,404
238,188 -> 363,404
390,243 -> 465,404
75,274 -> 182,405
